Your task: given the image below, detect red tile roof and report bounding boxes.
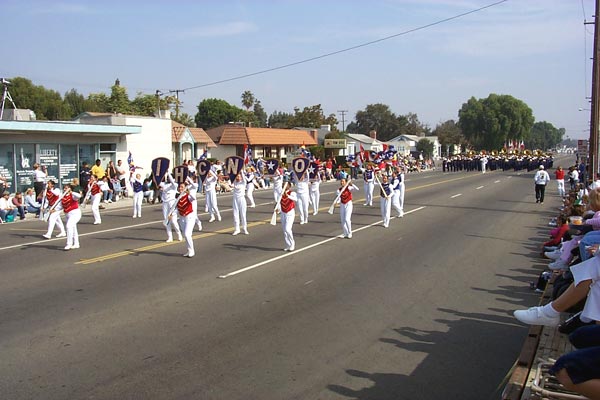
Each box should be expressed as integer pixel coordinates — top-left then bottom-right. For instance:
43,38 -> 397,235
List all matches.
205,125 -> 317,146
172,121 -> 216,147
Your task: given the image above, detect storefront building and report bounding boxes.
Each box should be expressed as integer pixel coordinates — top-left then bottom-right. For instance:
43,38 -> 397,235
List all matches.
0,120 -> 140,193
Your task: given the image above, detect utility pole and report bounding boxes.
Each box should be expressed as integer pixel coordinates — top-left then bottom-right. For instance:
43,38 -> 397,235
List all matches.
155,90 -> 162,117
169,89 -> 185,119
588,0 -> 600,178
337,110 -> 348,132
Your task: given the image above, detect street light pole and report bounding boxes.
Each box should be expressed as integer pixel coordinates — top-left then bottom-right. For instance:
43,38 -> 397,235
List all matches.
588,0 -> 600,178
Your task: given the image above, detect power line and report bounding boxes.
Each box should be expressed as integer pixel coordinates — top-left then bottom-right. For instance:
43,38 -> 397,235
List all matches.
179,0 -> 508,92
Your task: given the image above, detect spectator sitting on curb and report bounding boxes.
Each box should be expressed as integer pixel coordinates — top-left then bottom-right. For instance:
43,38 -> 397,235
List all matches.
25,188 -> 41,216
0,191 -> 18,222
11,191 -> 26,220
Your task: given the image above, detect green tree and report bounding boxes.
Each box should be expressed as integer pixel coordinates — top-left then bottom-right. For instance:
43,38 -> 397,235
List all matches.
402,112 -> 430,137
416,138 -> 434,158
309,145 -> 325,160
108,81 -> 131,114
63,89 -> 88,118
253,100 -> 268,127
290,104 -> 338,131
172,112 -> 196,127
353,103 -> 402,141
433,119 -> 464,156
526,121 -> 564,150
458,94 -> 534,151
85,92 -> 110,113
268,110 -> 294,128
241,90 -> 255,111
8,77 -> 71,120
194,98 -> 244,129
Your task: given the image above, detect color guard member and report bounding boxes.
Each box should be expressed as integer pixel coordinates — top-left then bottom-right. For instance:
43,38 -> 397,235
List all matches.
337,178 -> 359,239
42,180 -> 66,239
160,173 -> 183,243
176,182 -> 196,257
61,184 -> 81,250
130,172 -> 144,218
232,173 -> 249,235
278,184 -> 297,251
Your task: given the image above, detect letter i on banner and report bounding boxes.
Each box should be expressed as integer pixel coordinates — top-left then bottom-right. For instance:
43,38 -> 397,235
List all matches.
151,157 -> 170,187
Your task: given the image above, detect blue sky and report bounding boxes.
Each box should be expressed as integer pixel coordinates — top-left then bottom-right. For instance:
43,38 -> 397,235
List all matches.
5,0 -> 594,139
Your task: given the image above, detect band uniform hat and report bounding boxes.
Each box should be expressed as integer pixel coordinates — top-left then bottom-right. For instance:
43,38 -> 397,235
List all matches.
539,165 -> 544,169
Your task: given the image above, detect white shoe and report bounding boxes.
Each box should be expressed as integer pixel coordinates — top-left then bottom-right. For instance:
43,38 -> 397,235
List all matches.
549,259 -> 569,271
209,216 -> 215,222
513,306 -> 560,326
187,252 -> 195,258
347,234 -> 352,239
399,211 -> 404,218
284,247 -> 289,251
243,229 -> 249,235
300,221 -> 306,225
93,221 -> 101,225
197,223 -> 203,231
183,252 -> 189,257
71,244 -> 80,249
133,215 -> 137,218
166,238 -> 173,243
313,211 -> 318,216
56,232 -> 66,238
178,235 -> 183,242
544,249 -> 562,260
383,223 -> 389,228
107,200 -> 112,203
64,245 -> 72,251
217,215 -> 222,221
288,246 -> 295,251
232,230 -> 240,236
42,234 -> 51,239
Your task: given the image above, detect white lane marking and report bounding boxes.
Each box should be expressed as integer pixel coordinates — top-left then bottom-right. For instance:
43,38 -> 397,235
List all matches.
450,194 -> 462,198
507,176 -> 512,179
494,180 -> 501,183
476,186 -> 484,190
217,206 -> 426,279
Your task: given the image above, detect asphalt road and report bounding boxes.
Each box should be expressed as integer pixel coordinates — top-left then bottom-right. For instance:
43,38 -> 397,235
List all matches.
0,163 -> 563,400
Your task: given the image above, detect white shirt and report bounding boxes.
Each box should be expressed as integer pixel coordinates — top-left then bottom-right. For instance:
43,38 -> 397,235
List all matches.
34,169 -> 46,183
534,170 -> 550,185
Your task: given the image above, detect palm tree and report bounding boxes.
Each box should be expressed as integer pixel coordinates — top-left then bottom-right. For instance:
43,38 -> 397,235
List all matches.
241,90 -> 255,111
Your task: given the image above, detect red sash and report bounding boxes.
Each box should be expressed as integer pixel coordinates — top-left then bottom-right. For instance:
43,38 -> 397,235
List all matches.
90,182 -> 101,195
62,193 -> 79,213
177,195 -> 193,217
340,188 -> 352,204
280,192 -> 295,213
46,190 -> 58,206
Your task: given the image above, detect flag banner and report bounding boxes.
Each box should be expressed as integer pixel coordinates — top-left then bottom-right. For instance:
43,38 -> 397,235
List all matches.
243,145 -> 253,165
265,159 -> 279,175
128,151 -> 135,171
151,157 -> 170,187
346,154 -> 356,163
197,152 -> 207,161
301,147 -> 313,160
292,157 -> 310,180
172,166 -> 189,184
224,156 -> 245,182
308,161 -> 320,180
196,159 -> 212,183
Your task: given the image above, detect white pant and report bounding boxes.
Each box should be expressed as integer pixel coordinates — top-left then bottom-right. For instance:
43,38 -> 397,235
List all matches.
132,191 -> 143,217
246,184 -> 256,207
273,185 -> 283,202
65,208 -> 81,247
91,193 -> 102,223
162,200 -> 182,240
310,183 -> 320,214
46,209 -> 65,236
281,209 -> 295,250
205,190 -> 220,219
364,181 -> 374,205
557,179 -> 565,197
233,195 -> 247,232
178,213 -> 196,256
391,189 -> 402,215
381,196 -> 391,227
340,201 -> 353,237
296,190 -> 309,223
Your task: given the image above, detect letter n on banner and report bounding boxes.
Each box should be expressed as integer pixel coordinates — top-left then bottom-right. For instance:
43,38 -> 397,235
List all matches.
223,156 -> 244,182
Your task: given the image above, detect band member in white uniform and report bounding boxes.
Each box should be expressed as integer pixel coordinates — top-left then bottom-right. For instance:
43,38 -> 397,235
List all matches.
363,164 -> 375,206
130,172 -> 144,218
245,166 -> 257,208
61,184 -> 82,250
309,172 -> 321,216
232,173 -> 249,235
160,173 -> 183,243
295,172 -> 310,224
395,166 -> 405,217
204,168 -> 221,222
379,174 -> 392,228
88,175 -> 103,225
278,185 -> 297,251
186,175 -> 202,231
176,182 -> 196,258
390,169 -> 403,218
337,178 -> 359,239
273,166 -> 284,202
42,180 -> 66,239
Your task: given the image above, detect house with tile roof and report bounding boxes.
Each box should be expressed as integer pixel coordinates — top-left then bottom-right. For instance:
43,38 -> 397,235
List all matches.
205,124 -> 318,161
171,121 -> 216,165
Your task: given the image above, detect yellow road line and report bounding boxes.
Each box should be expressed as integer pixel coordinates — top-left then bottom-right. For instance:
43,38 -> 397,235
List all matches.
75,173 -> 489,265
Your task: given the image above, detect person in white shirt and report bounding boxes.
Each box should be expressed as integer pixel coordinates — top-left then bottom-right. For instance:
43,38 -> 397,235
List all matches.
534,165 -> 551,204
569,167 -> 580,191
203,167 -> 221,222
116,160 -> 129,197
0,191 -> 18,222
589,173 -> 600,191
32,163 -> 47,199
160,173 -> 183,243
232,173 -> 248,235
245,166 -> 257,208
295,172 -> 310,224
